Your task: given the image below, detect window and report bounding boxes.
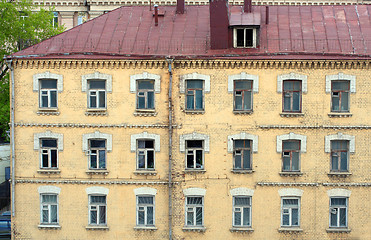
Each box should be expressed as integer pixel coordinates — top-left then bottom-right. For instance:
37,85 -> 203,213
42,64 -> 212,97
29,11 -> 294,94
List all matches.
331,140 -> 349,172
233,28 -> 257,48
88,139 -> 106,170
186,197 -> 203,227
52,12 -> 58,27
77,12 -> 88,25
137,196 -> 154,226
40,139 -> 58,169
186,140 -> 204,169
233,140 -> 251,170
186,80 -> 203,111
89,195 -> 106,225
40,194 -> 58,225
282,140 -> 300,172
137,140 -> 154,170
88,80 -> 106,109
233,196 -> 251,227
234,80 -> 252,111
331,81 -> 349,112
329,197 -> 347,228
281,198 -> 300,227
39,79 -> 57,108
137,80 -> 154,110
283,80 -> 301,112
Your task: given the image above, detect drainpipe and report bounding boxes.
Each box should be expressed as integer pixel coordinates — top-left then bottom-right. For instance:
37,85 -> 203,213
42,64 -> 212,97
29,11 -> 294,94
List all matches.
6,59 -> 15,218
166,58 -> 173,240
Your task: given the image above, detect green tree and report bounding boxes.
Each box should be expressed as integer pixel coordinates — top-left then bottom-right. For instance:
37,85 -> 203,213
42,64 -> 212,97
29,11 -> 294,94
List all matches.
0,0 -> 65,140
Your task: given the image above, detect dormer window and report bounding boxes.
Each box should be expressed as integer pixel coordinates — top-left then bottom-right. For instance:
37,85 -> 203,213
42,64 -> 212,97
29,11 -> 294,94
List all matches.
233,28 -> 258,48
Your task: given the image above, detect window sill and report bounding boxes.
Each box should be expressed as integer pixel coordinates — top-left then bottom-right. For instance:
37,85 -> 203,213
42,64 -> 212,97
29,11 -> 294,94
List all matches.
231,169 -> 254,174
184,169 -> 206,174
326,228 -> 351,233
85,109 -> 107,116
278,227 -> 303,233
134,170 -> 157,176
184,110 -> 205,115
182,226 -> 206,232
328,113 -> 352,118
86,170 -> 109,175
233,110 -> 253,115
279,172 -> 303,177
134,110 -> 157,117
230,227 -> 254,233
328,172 -> 352,177
37,109 -> 60,116
86,225 -> 109,230
38,224 -> 61,229
37,169 -> 61,174
280,112 -> 304,117
134,226 -> 157,231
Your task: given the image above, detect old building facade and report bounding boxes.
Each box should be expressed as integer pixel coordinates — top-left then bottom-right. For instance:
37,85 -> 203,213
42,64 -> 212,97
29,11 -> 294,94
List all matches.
7,1 -> 371,239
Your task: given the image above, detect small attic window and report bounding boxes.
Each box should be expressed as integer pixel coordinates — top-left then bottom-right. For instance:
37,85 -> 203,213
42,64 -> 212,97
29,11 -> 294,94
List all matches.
233,28 -> 258,48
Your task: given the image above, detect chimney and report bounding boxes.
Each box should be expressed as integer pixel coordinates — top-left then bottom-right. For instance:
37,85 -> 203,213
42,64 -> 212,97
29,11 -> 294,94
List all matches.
244,0 -> 252,13
209,0 -> 229,49
177,0 -> 185,14
154,5 -> 158,26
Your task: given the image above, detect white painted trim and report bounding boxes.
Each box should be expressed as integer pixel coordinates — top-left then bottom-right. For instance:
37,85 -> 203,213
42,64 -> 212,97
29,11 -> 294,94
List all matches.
129,72 -> 161,93
277,133 -> 307,153
81,72 -> 112,92
86,186 -> 109,195
228,72 -> 259,93
179,73 -> 210,93
82,131 -> 112,152
327,188 -> 351,197
325,73 -> 356,93
34,131 -> 63,151
277,73 -> 307,93
183,188 -> 206,196
130,132 -> 160,152
227,133 -> 258,153
230,187 -> 254,196
180,132 -> 209,153
38,186 -> 61,194
134,187 -> 157,196
324,133 -> 355,153
278,188 -> 304,197
33,72 -> 63,92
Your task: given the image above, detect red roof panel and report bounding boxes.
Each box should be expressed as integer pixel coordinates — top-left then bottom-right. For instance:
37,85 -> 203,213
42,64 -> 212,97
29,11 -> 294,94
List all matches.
10,4 -> 371,60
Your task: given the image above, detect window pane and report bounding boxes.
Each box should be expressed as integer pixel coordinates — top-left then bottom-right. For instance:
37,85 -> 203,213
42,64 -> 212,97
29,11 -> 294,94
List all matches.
51,205 -> 58,223
138,154 -> 145,168
138,80 -> 154,90
236,29 -> 244,47
187,197 -> 202,205
187,140 -> 203,148
90,140 -> 105,148
292,152 -> 299,171
245,29 -> 253,47
187,153 -> 194,168
147,92 -> 154,109
187,95 -> 194,110
331,155 -> 338,171
283,141 -> 299,150
138,95 -> 145,109
244,91 -> 252,110
51,150 -> 57,168
235,81 -> 251,90
147,207 -> 154,225
41,80 -> 57,89
42,154 -> 49,167
50,91 -> 57,107
243,208 -> 250,226
283,156 -> 290,171
283,199 -> 298,206
187,80 -> 203,89
42,209 -> 49,223
138,197 -> 153,204
331,198 -> 346,206
283,94 -> 291,111
90,210 -> 97,224
41,96 -> 48,107
99,206 -> 106,224
332,95 -> 339,111
42,195 -> 57,203
145,140 -> 154,148
99,91 -> 105,108
235,95 -> 242,110
91,196 -> 106,204
195,90 -> 203,109
330,210 -> 337,226
42,139 -> 58,148
332,81 -> 349,90
187,211 -> 194,225
138,210 -> 145,225
292,208 -> 299,226
235,197 -> 250,206
234,211 -> 241,226
340,152 -> 348,171
90,95 -> 97,108
196,207 -> 202,225
282,214 -> 289,226
283,81 -> 293,91
243,150 -> 251,169
341,92 -> 349,111
89,80 -> 105,89
293,92 -> 300,111
99,150 -> 106,168
147,151 -> 154,168
196,150 -> 202,168
234,154 -> 241,169
339,208 -> 346,226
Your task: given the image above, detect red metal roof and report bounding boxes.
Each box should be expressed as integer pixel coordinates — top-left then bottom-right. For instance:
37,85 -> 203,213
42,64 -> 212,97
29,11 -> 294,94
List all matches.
11,4 -> 371,60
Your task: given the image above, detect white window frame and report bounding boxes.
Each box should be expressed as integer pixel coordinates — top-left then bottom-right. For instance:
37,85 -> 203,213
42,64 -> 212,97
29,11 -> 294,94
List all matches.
233,196 -> 252,227
33,72 -> 63,109
39,79 -> 58,108
40,138 -> 58,169
233,28 -> 257,48
82,72 -> 112,110
40,194 -> 59,225
38,186 -> 61,226
281,197 -> 300,227
136,80 -> 155,110
87,80 -> 107,109
136,139 -> 155,170
88,195 -> 107,226
88,139 -> 107,170
281,140 -> 301,172
136,195 -> 155,226
185,140 -> 204,170
329,197 -> 348,228
185,196 -> 204,227
185,79 -> 205,111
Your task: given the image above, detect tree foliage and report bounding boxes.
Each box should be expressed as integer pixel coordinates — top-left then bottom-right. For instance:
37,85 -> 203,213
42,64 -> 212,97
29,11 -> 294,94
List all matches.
0,0 -> 65,140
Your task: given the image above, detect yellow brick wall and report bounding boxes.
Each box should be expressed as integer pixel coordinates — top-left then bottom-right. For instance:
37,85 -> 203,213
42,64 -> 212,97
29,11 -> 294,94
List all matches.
11,59 -> 371,239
